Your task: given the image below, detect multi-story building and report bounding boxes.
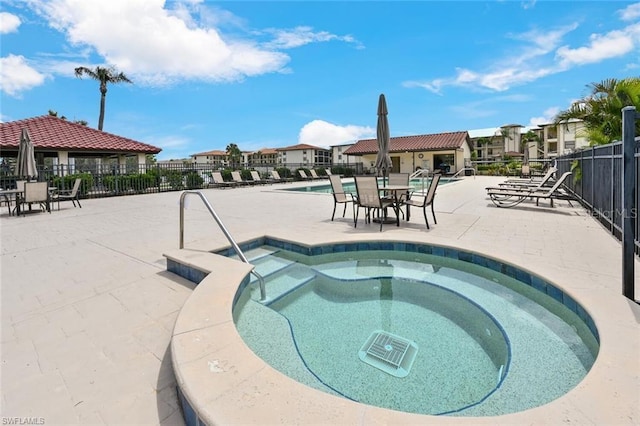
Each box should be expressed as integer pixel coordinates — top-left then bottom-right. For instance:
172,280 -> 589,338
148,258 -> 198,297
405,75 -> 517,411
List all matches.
276,144 -> 332,167
191,149 -> 228,167
469,119 -> 587,162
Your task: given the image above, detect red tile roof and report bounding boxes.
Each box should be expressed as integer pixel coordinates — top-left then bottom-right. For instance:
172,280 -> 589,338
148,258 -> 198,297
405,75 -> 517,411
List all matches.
0,115 -> 161,154
344,131 -> 469,155
193,150 -> 227,156
276,143 -> 329,151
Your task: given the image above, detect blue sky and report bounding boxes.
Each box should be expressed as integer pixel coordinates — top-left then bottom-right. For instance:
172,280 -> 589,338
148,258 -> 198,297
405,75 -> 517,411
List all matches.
2,1 -> 639,160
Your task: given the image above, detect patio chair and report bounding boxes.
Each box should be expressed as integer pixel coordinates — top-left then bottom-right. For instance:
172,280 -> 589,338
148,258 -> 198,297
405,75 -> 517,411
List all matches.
501,166 -> 557,186
231,171 -> 252,186
19,181 -> 50,216
325,168 -> 333,176
387,172 -> 410,216
487,167 -> 557,191
487,171 -> 574,208
250,171 -> 270,185
211,172 -> 237,189
298,170 -> 313,181
51,177 -> 82,210
404,173 -> 441,229
353,175 -> 399,231
270,170 -> 293,183
309,169 -> 325,180
520,164 -> 531,178
329,175 -> 354,221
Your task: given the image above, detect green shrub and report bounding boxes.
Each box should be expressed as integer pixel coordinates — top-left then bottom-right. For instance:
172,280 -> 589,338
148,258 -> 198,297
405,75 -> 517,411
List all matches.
186,172 -> 204,189
166,170 -> 184,190
51,172 -> 93,195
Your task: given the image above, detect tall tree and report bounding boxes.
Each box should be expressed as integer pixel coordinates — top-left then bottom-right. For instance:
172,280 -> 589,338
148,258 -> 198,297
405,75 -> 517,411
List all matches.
74,66 -> 132,131
554,77 -> 640,145
226,143 -> 242,169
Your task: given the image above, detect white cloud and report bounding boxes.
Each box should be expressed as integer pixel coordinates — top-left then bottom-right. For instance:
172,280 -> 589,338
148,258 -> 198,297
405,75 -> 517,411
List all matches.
406,10 -> 640,94
262,26 -> 363,50
22,0 -> 360,87
298,120 -> 374,147
0,12 -> 21,34
618,2 -> 640,21
25,0 -> 290,85
0,54 -> 47,97
528,107 -> 560,126
557,24 -> 640,66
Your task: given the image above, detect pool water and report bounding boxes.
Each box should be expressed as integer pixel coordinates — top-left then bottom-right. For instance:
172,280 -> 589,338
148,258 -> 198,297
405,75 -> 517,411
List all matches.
232,245 -> 598,417
280,177 -> 455,194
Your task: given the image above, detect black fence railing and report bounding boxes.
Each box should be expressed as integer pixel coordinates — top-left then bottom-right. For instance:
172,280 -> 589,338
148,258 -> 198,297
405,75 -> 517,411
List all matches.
0,163 -> 364,199
554,139 -> 638,246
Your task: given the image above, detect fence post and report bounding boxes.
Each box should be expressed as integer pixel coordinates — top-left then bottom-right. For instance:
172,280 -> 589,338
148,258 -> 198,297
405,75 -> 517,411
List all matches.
621,106 -> 637,301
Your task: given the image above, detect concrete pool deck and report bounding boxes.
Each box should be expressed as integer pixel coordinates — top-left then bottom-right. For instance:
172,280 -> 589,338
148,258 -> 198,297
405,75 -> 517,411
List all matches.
1,176 -> 638,424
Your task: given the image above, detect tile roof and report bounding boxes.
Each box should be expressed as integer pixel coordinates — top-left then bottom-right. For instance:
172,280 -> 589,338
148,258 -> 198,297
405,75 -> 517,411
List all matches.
276,143 -> 329,151
193,150 -> 227,156
0,115 -> 161,154
344,131 -> 469,155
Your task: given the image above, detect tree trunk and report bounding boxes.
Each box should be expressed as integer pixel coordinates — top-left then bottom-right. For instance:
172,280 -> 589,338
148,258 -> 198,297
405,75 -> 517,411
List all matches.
98,89 -> 107,131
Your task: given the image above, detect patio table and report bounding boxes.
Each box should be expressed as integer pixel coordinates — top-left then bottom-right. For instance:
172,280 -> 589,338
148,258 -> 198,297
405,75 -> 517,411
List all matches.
0,189 -> 22,216
374,185 -> 410,224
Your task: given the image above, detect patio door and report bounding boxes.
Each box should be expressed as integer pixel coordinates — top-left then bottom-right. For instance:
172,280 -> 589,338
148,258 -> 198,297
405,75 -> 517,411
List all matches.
391,157 -> 401,173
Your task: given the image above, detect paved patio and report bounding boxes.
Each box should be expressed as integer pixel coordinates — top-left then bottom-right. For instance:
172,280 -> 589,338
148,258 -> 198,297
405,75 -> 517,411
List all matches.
1,176 -> 638,425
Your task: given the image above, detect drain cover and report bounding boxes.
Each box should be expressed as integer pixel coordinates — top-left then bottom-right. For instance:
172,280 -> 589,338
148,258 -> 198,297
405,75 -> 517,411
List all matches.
358,330 -> 418,377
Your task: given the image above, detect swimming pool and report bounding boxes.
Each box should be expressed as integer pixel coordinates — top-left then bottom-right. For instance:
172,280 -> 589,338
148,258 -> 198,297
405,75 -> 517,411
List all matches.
280,177 -> 457,194
226,239 -> 599,417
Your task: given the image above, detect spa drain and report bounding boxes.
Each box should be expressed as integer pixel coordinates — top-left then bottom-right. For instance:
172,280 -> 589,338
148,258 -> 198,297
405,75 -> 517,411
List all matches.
358,330 -> 418,378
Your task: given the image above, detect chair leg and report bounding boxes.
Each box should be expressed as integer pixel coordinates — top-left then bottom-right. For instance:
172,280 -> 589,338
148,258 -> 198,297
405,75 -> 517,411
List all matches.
431,202 -> 437,224
76,198 -> 81,208
331,202 -> 337,221
342,203 -> 347,217
354,206 -> 359,227
423,206 -> 430,229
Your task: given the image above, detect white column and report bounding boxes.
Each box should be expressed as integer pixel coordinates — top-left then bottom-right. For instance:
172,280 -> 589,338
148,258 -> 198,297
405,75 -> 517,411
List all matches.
137,153 -> 146,173
57,151 -> 69,176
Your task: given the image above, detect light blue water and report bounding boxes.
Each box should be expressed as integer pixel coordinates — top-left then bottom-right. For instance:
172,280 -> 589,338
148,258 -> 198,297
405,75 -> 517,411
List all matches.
280,177 -> 455,194
232,247 -> 598,416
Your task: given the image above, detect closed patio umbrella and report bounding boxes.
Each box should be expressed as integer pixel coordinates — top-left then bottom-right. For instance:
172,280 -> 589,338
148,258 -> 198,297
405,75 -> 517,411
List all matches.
374,94 -> 392,185
16,128 -> 38,180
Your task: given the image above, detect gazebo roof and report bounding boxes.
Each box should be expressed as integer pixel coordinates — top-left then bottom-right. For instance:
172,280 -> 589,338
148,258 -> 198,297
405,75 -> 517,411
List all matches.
0,115 -> 162,154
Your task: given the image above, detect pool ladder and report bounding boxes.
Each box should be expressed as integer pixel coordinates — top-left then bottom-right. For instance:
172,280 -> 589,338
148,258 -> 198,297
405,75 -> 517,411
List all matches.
179,190 -> 267,301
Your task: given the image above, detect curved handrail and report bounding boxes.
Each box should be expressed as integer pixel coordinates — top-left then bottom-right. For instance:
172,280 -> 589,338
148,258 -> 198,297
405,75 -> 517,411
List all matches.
410,168 -> 429,179
451,167 -> 476,179
179,190 -> 266,301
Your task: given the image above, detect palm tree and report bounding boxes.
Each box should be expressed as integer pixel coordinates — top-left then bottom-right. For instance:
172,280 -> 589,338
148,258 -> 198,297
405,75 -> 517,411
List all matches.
226,143 -> 243,169
554,77 -> 640,145
74,66 -> 132,131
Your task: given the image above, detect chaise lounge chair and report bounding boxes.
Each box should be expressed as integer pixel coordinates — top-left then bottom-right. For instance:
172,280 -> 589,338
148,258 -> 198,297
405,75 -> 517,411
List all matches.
487,171 -> 575,208
270,170 -> 293,183
231,171 -> 252,186
250,171 -> 270,185
486,167 -> 557,191
297,170 -> 313,181
309,169 -> 325,180
211,172 -> 237,189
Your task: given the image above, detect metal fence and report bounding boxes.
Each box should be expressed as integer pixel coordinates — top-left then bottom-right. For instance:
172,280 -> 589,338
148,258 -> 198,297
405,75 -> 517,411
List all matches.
554,138 -> 638,246
554,106 -> 638,301
0,162 -> 364,198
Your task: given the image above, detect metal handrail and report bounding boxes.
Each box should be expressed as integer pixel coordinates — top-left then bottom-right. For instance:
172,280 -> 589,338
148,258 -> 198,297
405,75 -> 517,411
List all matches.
410,169 -> 429,179
451,167 -> 476,179
179,190 -> 266,301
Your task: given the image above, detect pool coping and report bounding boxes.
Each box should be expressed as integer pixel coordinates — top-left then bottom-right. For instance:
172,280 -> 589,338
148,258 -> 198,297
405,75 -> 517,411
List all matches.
169,233 -> 639,425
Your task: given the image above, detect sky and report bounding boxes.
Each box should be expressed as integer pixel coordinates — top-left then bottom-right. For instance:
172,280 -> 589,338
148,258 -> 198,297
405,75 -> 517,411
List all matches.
1,1 -> 640,160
